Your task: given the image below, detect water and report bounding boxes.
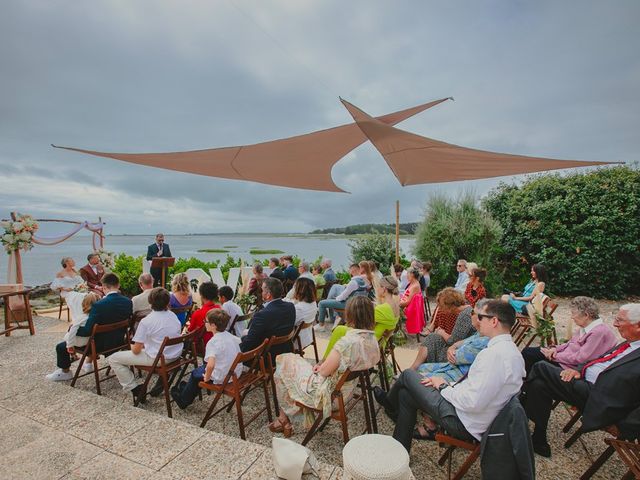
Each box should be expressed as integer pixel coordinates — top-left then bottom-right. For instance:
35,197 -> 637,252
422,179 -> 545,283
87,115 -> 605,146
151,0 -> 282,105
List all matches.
0,234 -> 415,286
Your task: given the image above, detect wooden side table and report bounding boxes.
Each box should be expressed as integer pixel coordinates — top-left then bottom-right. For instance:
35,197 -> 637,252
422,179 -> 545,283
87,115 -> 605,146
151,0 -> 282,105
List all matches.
1,288 -> 35,336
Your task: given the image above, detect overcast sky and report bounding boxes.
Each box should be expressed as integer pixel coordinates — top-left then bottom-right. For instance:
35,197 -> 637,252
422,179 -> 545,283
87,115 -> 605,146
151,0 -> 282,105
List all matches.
1,0 -> 638,235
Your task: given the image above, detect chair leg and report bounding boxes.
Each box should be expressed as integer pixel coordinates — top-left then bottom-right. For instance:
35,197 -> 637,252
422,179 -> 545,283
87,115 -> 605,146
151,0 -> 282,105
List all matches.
93,356 -> 102,395
301,411 -> 325,446
564,428 -> 583,448
270,373 -> 280,417
262,378 -> 274,423
58,298 -> 63,320
70,352 -> 87,388
200,391 -> 224,427
161,372 -> 172,418
452,446 -> 480,480
234,390 -> 246,440
438,446 -> 454,466
312,332 -> 319,363
579,445 -> 615,480
563,410 -> 582,433
364,374 -> 378,433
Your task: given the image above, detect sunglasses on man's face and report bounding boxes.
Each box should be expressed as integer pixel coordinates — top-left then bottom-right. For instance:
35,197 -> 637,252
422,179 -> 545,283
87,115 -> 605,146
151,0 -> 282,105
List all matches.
476,313 -> 494,321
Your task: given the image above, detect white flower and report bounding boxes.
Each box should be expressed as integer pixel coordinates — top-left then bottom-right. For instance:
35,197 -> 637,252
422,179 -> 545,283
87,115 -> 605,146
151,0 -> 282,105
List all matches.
2,233 -> 13,242
12,222 -> 23,232
18,231 -> 32,241
0,220 -> 11,229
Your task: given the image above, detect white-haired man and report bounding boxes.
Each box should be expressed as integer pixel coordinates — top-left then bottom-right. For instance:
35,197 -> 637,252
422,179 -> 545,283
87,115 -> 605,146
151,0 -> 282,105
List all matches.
453,259 -> 469,292
524,303 -> 640,457
321,259 -> 337,283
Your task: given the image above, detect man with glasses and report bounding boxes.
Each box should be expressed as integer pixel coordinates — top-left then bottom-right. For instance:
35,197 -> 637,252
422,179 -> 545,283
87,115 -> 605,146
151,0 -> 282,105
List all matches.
524,303 -> 640,457
454,259 -> 469,293
374,299 -> 524,452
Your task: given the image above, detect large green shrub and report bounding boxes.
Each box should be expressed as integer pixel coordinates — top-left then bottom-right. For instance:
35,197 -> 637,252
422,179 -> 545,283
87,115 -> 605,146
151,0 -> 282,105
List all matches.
349,234 -> 398,274
413,194 -> 503,295
484,166 -> 640,298
112,253 -> 144,296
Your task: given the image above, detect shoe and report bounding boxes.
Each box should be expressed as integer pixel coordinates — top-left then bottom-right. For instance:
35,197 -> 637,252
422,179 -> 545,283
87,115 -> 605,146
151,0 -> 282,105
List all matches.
149,377 -> 164,397
268,419 -> 293,438
532,440 -> 551,458
46,369 -> 73,381
82,362 -> 94,373
131,385 -> 147,404
170,389 -> 188,410
413,426 -> 438,441
373,386 -> 388,407
313,323 -> 325,332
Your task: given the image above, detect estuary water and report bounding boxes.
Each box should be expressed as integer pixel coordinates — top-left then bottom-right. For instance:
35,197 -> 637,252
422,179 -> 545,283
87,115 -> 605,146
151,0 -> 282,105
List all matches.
0,234 -> 416,286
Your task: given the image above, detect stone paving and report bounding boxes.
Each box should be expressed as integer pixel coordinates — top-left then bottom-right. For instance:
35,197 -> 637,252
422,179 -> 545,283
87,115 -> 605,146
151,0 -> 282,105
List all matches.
0,314 -> 629,479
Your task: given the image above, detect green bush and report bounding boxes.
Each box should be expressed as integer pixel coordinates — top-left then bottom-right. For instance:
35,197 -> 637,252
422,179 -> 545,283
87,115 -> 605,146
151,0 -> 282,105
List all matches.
413,193 -> 503,295
349,234 -> 398,274
112,253 -> 144,297
484,165 -> 640,298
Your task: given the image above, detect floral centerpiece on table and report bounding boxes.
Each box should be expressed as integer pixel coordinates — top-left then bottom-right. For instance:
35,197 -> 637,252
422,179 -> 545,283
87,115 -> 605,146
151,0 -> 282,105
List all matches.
96,248 -> 115,271
0,214 -> 39,253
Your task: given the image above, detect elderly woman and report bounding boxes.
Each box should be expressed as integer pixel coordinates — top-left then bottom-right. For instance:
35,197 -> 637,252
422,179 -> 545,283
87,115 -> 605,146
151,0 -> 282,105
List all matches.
170,272 -> 193,326
502,263 -> 547,314
521,296 -> 618,375
409,288 -> 475,370
270,296 -> 380,436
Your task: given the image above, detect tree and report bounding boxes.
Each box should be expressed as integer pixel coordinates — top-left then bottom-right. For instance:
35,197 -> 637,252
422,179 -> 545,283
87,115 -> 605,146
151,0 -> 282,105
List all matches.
349,234 -> 397,274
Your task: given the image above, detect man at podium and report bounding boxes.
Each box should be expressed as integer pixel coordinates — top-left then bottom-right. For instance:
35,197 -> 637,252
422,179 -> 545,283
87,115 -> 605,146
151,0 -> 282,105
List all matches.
146,233 -> 172,286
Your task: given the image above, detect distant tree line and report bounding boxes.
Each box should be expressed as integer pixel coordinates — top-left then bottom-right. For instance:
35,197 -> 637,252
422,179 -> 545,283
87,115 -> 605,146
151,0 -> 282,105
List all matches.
310,223 -> 418,235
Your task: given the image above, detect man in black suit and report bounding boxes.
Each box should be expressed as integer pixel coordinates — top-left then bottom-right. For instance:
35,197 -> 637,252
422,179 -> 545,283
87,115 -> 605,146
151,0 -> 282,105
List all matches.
240,277 -> 296,361
524,303 -> 640,457
46,273 -> 133,381
146,233 -> 172,287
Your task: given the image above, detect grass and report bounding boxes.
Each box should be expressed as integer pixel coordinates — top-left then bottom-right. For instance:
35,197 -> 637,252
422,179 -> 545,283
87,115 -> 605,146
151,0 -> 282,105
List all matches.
223,245 -> 237,248
249,249 -> 284,255
198,248 -> 230,253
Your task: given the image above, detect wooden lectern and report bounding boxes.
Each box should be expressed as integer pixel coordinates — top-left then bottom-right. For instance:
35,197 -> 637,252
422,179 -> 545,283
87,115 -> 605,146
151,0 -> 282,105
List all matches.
151,257 -> 175,288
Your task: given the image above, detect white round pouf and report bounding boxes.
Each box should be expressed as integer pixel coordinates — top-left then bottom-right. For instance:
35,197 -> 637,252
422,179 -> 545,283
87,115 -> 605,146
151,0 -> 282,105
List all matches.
342,434 -> 412,480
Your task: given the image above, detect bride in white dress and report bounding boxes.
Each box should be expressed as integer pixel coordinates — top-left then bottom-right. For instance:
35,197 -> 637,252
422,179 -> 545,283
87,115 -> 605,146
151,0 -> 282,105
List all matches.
50,257 -> 88,328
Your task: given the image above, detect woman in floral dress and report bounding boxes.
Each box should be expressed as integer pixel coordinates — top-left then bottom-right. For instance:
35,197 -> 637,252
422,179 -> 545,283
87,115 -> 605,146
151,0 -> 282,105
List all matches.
270,296 -> 380,435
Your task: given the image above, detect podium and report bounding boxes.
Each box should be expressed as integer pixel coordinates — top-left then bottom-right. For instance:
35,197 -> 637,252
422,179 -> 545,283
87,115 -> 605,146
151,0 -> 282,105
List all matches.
151,257 -> 175,288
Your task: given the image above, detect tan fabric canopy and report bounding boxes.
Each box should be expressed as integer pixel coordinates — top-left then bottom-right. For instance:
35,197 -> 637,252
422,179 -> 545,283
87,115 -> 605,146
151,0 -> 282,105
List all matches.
341,99 -> 618,185
53,97 -> 452,192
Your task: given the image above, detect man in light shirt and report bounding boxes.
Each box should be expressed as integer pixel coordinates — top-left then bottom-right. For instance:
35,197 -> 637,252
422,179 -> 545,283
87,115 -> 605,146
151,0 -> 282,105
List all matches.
375,299 -> 524,452
131,273 -> 154,317
524,303 -> 640,457
453,259 -> 469,292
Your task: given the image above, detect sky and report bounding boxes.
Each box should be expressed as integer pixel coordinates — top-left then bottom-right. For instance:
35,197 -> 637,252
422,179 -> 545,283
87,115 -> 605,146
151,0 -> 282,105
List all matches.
1,0 -> 639,235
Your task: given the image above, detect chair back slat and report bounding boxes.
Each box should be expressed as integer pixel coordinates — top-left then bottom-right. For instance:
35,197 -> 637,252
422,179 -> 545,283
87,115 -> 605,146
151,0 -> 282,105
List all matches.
92,319 -> 130,335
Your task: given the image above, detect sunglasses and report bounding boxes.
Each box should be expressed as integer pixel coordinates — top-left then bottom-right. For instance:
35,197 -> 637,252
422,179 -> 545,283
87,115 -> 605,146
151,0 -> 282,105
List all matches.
476,313 -> 494,321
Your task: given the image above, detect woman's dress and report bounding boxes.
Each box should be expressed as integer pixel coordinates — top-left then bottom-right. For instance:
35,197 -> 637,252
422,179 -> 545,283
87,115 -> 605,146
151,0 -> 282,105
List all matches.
421,307 -> 475,363
464,282 -> 486,308
508,281 -> 536,314
50,275 -> 85,299
170,293 -> 193,326
402,288 -> 425,334
275,329 -> 380,428
417,332 -> 489,383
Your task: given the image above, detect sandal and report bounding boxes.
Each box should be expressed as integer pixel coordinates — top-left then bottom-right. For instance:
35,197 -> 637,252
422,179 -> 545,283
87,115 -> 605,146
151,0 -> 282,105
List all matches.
268,418 -> 293,437
412,425 -> 438,441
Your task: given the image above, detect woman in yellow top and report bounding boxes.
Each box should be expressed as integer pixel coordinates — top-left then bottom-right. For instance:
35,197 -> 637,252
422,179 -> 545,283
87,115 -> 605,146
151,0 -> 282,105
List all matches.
322,275 -> 400,359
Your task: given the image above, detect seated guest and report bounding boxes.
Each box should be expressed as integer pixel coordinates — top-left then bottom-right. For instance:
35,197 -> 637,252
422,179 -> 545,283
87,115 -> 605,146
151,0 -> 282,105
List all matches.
170,272 -> 193,326
501,263 -> 547,315
409,289 -> 474,371
281,255 -> 300,283
270,296 -> 380,436
284,277 -> 318,350
171,309 -> 243,409
248,263 -> 267,298
311,264 -> 326,300
421,261 -> 432,291
219,285 -> 244,336
240,278 -> 296,361
108,288 -> 182,401
132,273 -> 154,317
321,259 -> 337,283
269,257 -> 285,281
315,261 -> 372,331
297,261 -> 314,280
375,300 -> 524,452
464,267 -> 487,308
453,259 -> 469,293
50,257 -> 85,295
393,263 -> 404,284
400,267 -> 425,336
187,282 -> 221,348
424,287 -> 467,335
324,275 -> 400,358
521,296 -> 618,375
46,292 -> 100,380
79,253 -> 105,296
47,273 -> 132,381
524,303 -> 640,456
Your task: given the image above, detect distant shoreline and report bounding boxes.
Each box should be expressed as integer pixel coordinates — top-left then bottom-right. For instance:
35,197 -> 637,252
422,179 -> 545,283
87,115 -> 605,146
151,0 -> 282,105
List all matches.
106,233 -> 417,238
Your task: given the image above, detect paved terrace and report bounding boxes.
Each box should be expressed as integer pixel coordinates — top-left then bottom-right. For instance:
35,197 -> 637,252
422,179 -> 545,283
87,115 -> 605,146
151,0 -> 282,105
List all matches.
0,314 -> 629,479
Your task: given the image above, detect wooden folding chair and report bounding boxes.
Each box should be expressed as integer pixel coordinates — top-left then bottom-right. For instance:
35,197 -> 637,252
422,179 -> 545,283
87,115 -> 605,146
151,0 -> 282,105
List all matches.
605,438 -> 640,480
58,294 -> 70,322
70,319 -> 130,395
297,368 -> 376,446
513,298 -> 558,348
423,288 -> 432,321
199,339 -> 273,440
292,321 -> 319,363
434,433 -> 480,480
318,281 -> 335,301
133,329 -> 200,418
377,324 -> 402,392
170,303 -> 194,325
574,426 -> 626,480
228,312 -> 253,337
264,330 -> 297,415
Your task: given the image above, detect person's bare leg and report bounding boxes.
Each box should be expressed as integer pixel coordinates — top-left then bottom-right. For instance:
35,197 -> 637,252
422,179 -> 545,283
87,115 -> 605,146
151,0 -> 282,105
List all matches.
500,294 -> 510,302
409,346 -> 429,370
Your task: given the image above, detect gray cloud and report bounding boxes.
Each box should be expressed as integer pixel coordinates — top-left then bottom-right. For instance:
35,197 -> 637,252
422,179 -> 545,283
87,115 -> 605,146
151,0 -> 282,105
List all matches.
1,0 -> 638,234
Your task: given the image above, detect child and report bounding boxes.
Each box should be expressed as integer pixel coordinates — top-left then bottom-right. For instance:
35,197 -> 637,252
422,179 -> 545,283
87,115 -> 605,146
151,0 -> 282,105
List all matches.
219,285 -> 244,336
311,263 -> 326,300
171,309 -> 243,409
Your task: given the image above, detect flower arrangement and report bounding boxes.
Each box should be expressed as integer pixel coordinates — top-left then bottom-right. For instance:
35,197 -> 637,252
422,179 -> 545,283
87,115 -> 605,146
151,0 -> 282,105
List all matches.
96,248 -> 115,270
0,214 -> 39,253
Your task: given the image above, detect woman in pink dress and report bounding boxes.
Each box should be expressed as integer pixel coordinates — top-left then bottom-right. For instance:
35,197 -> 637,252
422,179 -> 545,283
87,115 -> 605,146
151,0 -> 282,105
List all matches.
400,268 -> 425,337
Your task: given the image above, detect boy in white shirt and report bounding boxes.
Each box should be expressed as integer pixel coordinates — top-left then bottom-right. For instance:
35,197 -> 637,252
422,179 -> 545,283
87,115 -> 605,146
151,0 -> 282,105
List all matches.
219,285 -> 245,336
171,309 -> 243,409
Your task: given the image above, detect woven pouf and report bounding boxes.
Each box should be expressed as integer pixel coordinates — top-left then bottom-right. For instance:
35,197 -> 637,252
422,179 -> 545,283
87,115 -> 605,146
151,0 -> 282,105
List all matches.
342,434 -> 412,480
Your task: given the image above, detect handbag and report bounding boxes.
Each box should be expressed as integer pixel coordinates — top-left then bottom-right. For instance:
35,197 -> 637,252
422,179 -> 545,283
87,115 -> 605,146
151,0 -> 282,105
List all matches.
272,437 -> 319,480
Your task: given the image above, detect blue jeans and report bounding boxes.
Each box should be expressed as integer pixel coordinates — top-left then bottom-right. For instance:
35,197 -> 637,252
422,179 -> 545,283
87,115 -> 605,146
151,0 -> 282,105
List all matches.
174,365 -> 207,408
317,299 -> 346,325
327,283 -> 344,299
